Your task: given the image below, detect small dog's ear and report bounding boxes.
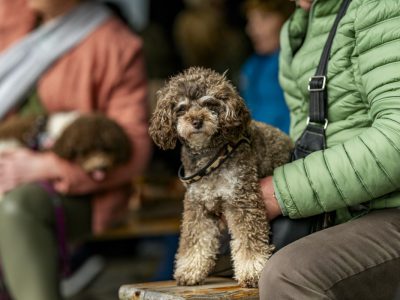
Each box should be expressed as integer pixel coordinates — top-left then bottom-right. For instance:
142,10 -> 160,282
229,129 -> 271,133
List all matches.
149,89 -> 178,150
226,94 -> 251,126
219,86 -> 251,139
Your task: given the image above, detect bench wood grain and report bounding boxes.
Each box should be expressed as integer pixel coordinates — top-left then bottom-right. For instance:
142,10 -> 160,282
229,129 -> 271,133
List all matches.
119,277 -> 259,300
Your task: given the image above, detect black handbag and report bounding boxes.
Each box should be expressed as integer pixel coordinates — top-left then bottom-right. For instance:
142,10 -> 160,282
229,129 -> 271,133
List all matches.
270,0 -> 352,251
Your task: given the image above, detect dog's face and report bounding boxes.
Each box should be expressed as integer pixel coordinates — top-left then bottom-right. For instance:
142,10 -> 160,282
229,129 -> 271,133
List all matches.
149,67 -> 250,150
174,95 -> 221,149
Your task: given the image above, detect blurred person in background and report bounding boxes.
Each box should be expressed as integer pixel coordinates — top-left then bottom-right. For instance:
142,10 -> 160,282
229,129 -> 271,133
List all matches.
173,0 -> 250,85
239,0 -> 294,133
0,0 -> 151,299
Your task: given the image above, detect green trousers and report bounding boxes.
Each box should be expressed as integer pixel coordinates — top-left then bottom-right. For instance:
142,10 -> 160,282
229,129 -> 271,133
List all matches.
0,183 -> 92,300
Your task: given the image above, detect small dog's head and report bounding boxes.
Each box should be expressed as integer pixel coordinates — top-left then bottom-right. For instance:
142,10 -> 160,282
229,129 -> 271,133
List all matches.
149,67 -> 250,150
52,113 -> 132,180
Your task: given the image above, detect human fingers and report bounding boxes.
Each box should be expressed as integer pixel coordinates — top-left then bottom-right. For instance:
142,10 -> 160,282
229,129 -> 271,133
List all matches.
260,176 -> 282,220
298,0 -> 313,11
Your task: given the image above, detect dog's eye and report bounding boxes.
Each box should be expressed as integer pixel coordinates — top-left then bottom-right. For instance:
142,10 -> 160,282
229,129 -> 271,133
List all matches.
175,105 -> 187,116
208,104 -> 220,113
202,100 -> 220,111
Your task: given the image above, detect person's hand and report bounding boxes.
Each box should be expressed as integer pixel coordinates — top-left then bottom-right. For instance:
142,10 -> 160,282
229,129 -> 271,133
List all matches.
290,0 -> 313,11
0,148 -> 59,193
298,0 -> 313,11
260,176 -> 282,220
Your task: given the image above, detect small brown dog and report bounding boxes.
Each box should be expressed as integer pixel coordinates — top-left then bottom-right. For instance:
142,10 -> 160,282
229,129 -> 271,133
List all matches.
0,112 -> 131,180
149,67 -> 292,287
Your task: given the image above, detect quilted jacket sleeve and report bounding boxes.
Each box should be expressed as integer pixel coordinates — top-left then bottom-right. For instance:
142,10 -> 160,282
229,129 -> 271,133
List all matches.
273,0 -> 400,219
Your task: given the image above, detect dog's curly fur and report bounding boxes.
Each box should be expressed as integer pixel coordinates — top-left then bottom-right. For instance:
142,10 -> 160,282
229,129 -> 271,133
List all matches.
0,113 -> 131,177
149,67 -> 293,288
52,114 -> 132,174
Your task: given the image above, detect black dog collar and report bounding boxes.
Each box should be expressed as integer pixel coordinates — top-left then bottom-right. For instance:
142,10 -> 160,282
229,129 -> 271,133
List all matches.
178,136 -> 250,184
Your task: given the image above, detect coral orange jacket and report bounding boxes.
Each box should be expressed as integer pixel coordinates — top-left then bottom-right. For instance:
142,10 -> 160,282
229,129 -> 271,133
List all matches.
0,0 -> 152,234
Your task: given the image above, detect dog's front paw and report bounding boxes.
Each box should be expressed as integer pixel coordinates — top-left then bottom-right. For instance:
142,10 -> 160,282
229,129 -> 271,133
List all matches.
174,265 -> 207,286
238,277 -> 259,288
174,271 -> 204,286
174,254 -> 213,286
234,251 -> 273,288
236,265 -> 262,288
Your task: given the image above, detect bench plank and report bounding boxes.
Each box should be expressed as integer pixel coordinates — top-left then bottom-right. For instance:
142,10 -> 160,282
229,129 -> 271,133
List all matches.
119,277 -> 258,300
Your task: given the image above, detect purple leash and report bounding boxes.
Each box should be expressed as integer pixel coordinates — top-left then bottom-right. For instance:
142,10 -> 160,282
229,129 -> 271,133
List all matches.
39,181 -> 71,277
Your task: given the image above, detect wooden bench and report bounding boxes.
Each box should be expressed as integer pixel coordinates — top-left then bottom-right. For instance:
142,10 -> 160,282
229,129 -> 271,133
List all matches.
119,277 -> 259,300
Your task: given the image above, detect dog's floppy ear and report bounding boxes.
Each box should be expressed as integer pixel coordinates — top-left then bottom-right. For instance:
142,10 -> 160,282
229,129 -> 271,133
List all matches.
224,92 -> 251,128
216,78 -> 251,139
149,88 -> 178,150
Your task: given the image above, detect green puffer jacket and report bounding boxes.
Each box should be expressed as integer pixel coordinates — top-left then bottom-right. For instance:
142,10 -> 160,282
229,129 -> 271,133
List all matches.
273,0 -> 400,223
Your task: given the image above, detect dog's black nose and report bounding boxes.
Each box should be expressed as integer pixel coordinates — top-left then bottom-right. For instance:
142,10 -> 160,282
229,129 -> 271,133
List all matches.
192,119 -> 203,129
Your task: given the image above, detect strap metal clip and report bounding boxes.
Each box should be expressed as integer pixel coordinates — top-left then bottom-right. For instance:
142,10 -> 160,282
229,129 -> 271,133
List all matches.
308,75 -> 326,92
306,117 -> 328,130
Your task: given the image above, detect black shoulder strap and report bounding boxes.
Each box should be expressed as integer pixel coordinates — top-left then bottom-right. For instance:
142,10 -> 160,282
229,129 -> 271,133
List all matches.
307,0 -> 352,125
295,0 -> 353,231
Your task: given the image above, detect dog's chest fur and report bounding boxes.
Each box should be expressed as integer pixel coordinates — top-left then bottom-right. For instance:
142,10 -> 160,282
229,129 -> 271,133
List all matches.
187,167 -> 239,212
183,146 -> 257,213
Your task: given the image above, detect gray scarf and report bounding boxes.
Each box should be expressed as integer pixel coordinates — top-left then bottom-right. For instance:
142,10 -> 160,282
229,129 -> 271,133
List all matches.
0,2 -> 111,119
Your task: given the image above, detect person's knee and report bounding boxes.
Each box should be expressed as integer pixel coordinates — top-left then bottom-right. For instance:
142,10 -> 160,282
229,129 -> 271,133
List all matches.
0,184 -> 51,225
0,187 -> 30,223
259,240 -> 329,300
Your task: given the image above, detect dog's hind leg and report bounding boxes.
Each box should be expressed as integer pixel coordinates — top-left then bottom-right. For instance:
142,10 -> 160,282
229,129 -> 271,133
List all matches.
174,203 -> 221,286
224,202 -> 274,288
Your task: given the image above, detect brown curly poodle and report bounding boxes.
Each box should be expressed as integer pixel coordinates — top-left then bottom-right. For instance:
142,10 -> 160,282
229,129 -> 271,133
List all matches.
0,112 -> 131,180
149,67 -> 293,288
